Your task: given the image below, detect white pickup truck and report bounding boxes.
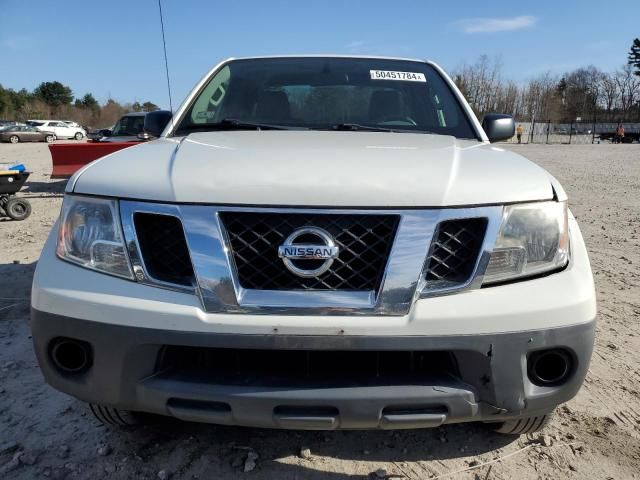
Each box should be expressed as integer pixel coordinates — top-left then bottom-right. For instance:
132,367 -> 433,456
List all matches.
31,56 -> 596,435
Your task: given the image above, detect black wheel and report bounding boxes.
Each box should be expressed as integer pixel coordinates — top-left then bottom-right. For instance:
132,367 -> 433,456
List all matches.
45,135 -> 55,143
89,403 -> 142,427
491,412 -> 553,435
74,132 -> 84,140
9,135 -> 19,144
5,197 -> 32,220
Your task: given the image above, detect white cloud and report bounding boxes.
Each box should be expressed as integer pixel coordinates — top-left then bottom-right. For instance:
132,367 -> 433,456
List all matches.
454,16 -> 537,34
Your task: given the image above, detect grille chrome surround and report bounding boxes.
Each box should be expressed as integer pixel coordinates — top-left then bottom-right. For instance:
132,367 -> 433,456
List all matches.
219,212 -> 399,291
119,202 -> 504,315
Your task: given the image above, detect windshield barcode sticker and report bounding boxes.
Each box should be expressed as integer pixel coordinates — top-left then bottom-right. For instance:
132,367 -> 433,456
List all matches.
370,70 -> 426,82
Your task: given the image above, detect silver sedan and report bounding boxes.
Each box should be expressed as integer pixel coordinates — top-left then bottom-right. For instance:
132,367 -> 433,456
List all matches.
0,125 -> 55,143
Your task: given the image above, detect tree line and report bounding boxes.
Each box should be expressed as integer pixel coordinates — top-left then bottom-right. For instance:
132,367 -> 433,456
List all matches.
453,38 -> 640,124
0,81 -> 161,128
2,38 -> 640,128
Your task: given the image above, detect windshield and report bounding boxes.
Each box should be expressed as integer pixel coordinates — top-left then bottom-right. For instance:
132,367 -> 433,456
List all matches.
112,115 -> 145,136
175,57 -> 477,139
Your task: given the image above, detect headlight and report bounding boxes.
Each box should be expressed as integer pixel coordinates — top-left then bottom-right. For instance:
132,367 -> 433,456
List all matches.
56,195 -> 132,278
483,201 -> 569,284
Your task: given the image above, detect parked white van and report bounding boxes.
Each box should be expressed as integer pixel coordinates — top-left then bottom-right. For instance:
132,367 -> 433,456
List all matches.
28,120 -> 86,140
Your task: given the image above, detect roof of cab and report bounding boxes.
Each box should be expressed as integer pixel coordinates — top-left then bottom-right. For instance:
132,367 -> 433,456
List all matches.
224,54 -> 429,63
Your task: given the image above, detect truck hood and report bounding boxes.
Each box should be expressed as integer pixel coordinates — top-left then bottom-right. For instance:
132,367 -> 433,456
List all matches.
71,131 -> 555,207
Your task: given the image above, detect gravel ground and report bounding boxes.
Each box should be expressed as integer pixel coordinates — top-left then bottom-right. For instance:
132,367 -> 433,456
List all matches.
0,141 -> 639,479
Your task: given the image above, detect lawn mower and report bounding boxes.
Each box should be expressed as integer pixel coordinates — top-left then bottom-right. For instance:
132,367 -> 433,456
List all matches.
0,165 -> 32,221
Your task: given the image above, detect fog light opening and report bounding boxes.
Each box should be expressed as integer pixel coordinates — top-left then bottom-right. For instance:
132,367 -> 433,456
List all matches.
50,338 -> 92,374
528,349 -> 572,386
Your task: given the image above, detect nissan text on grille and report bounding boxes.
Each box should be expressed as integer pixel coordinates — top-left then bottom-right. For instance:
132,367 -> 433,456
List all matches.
32,56 -> 596,435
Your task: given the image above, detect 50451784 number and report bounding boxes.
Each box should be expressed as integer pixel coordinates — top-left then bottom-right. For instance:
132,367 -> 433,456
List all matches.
369,70 -> 426,82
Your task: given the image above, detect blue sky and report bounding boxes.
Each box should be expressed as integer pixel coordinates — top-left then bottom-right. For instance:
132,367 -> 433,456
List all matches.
1,0 -> 638,109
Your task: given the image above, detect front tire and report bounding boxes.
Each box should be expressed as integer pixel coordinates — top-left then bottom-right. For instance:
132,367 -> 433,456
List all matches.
89,403 -> 142,427
5,197 -> 32,220
492,412 -> 553,435
45,135 -> 55,143
9,135 -> 19,144
74,132 -> 84,140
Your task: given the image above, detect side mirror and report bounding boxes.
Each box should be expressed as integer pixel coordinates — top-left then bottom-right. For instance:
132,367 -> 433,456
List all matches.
482,114 -> 515,143
137,132 -> 151,140
142,110 -> 172,138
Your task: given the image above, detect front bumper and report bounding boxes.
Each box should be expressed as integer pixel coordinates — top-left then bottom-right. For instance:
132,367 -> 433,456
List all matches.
32,309 -> 595,429
31,214 -> 596,429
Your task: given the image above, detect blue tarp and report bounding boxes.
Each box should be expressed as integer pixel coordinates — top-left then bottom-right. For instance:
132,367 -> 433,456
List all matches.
0,163 -> 26,172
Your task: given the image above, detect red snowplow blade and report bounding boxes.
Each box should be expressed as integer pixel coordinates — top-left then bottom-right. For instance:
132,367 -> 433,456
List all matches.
49,142 -> 137,178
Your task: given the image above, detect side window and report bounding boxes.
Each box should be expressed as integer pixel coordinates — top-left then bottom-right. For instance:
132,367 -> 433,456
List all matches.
190,66 -> 231,124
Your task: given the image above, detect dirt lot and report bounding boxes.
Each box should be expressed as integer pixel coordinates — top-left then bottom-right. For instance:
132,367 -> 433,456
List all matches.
0,142 -> 639,479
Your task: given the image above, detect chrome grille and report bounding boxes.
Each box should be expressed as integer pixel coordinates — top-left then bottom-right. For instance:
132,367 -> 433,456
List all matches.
424,218 -> 488,288
120,200 -> 502,315
219,212 -> 399,291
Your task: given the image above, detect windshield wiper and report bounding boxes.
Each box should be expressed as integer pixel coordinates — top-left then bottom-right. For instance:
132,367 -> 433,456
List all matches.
180,118 -> 301,133
329,123 -> 438,134
331,123 -> 395,132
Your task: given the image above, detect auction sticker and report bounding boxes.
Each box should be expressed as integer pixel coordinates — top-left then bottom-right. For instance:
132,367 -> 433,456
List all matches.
370,70 -> 426,82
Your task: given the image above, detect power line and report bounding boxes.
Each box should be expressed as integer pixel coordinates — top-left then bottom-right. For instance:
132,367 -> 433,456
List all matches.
158,0 -> 174,120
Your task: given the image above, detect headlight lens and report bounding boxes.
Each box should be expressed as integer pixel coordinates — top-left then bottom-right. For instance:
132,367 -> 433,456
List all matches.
483,201 -> 569,284
56,195 -> 132,278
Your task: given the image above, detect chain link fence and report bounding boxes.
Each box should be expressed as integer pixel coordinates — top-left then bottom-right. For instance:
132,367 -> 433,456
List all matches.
507,121 -> 640,144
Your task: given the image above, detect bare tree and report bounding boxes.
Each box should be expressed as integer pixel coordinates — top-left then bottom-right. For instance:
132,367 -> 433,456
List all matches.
453,55 -> 504,117
600,72 -> 619,114
557,66 -> 603,121
520,73 -> 560,122
452,55 -> 640,123
614,64 -> 640,119
453,57 -> 562,122
496,81 -> 520,117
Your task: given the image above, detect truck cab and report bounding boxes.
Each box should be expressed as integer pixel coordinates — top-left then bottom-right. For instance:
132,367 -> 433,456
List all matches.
98,110 -> 172,142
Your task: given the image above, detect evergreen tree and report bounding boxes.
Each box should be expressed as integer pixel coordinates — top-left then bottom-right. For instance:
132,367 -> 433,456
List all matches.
33,81 -> 73,107
141,101 -> 159,112
628,38 -> 640,76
